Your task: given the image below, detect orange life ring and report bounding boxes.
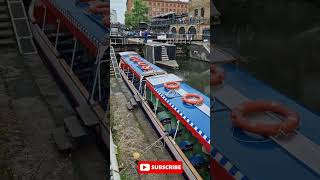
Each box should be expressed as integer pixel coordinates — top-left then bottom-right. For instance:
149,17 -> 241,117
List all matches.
211,65 -> 225,86
231,101 -> 300,136
131,57 -> 141,63
182,93 -> 204,105
141,65 -> 152,71
164,81 -> 180,90
138,62 -> 147,66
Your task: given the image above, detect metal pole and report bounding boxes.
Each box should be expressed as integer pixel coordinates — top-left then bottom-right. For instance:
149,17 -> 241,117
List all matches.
90,60 -> 99,103
173,121 -> 180,140
98,62 -> 101,101
143,83 -> 147,99
138,78 -> 143,93
70,38 -> 78,72
154,99 -> 159,114
54,19 -> 61,49
42,6 -> 47,31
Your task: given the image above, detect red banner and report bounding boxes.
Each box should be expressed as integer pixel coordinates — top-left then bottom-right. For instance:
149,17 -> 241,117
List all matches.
137,161 -> 183,174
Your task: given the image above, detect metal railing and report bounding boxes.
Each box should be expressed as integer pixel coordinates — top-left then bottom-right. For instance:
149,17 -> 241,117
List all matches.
110,33 -> 210,45
151,17 -> 210,26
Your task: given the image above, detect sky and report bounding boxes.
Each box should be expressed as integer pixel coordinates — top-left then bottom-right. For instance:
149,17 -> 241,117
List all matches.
110,0 -> 189,24
110,0 -> 127,24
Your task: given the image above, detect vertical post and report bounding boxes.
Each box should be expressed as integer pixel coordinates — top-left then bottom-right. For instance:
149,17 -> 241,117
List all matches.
143,83 -> 147,99
42,6 -> 47,31
90,61 -> 99,104
138,78 -> 143,93
70,37 -> 78,72
98,62 -> 101,101
173,121 -> 180,140
154,99 -> 159,114
55,19 -> 61,49
131,73 -> 135,83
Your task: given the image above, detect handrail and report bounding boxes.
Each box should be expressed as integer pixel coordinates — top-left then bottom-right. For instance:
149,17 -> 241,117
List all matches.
28,0 -> 36,23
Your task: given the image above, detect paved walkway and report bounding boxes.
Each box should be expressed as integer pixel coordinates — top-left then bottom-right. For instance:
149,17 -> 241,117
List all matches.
0,48 -> 106,180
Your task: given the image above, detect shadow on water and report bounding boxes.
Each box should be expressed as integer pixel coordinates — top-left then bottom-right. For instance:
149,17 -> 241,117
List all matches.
214,0 -> 320,112
162,56 -> 210,96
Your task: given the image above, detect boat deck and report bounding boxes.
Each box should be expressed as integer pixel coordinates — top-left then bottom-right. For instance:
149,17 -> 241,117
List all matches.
146,74 -> 211,151
213,64 -> 320,180
119,52 -> 166,77
43,0 -> 107,47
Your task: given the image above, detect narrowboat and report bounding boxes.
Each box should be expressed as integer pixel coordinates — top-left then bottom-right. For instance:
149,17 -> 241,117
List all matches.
118,51 -> 211,180
28,0 -> 109,146
212,63 -> 320,180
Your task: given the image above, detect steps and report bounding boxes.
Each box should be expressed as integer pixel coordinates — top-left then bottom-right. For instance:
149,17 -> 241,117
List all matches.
0,1 -> 15,47
127,97 -> 138,110
52,127 -> 73,152
110,46 -> 121,79
6,0 -> 37,54
161,45 -> 170,61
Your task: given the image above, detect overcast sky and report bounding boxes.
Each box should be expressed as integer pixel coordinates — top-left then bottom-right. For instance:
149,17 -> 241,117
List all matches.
110,0 -> 189,24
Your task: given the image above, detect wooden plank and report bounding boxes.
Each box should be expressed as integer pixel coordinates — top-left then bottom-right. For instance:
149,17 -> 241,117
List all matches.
130,98 -> 137,107
272,133 -> 320,175
52,127 -> 72,151
64,116 -> 87,138
134,94 -> 140,102
76,106 -> 99,126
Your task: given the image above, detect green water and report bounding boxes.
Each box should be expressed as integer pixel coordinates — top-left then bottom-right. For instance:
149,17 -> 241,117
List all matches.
161,56 -> 210,96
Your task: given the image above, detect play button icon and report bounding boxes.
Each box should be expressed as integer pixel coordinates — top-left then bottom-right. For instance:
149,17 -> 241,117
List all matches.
140,163 -> 150,171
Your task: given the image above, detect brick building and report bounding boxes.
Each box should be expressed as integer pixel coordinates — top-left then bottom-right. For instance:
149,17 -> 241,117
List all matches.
127,0 -> 189,17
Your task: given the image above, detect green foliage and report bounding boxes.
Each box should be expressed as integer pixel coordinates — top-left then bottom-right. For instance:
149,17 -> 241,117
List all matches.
125,0 -> 149,29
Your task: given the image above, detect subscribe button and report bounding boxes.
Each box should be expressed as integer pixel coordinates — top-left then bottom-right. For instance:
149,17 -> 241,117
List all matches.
138,161 -> 183,174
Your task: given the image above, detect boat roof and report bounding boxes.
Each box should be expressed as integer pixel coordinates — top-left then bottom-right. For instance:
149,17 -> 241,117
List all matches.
48,0 -> 108,47
213,64 -> 320,180
119,51 -> 166,77
146,74 -> 211,146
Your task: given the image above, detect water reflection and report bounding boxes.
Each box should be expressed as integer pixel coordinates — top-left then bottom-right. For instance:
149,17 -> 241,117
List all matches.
214,0 -> 320,112
162,56 -> 210,96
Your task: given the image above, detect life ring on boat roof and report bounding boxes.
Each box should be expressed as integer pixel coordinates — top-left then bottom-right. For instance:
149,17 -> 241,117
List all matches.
231,101 -> 300,136
211,65 -> 225,86
141,65 -> 153,71
182,93 -> 204,105
164,81 -> 180,90
131,57 -> 141,63
138,62 -> 147,66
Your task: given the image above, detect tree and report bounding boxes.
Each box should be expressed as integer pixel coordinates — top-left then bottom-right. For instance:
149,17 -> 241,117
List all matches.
125,0 -> 149,29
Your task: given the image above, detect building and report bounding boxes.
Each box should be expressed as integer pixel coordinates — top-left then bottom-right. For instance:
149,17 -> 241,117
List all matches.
167,0 -> 210,36
127,0 -> 189,17
188,0 -> 209,19
111,9 -> 117,24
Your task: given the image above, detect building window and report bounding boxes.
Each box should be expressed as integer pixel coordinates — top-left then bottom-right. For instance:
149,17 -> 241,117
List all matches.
194,9 -> 198,17
201,8 -> 205,17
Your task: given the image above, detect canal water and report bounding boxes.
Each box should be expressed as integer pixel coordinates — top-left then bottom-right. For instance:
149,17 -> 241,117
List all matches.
162,56 -> 210,96
214,0 -> 320,113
